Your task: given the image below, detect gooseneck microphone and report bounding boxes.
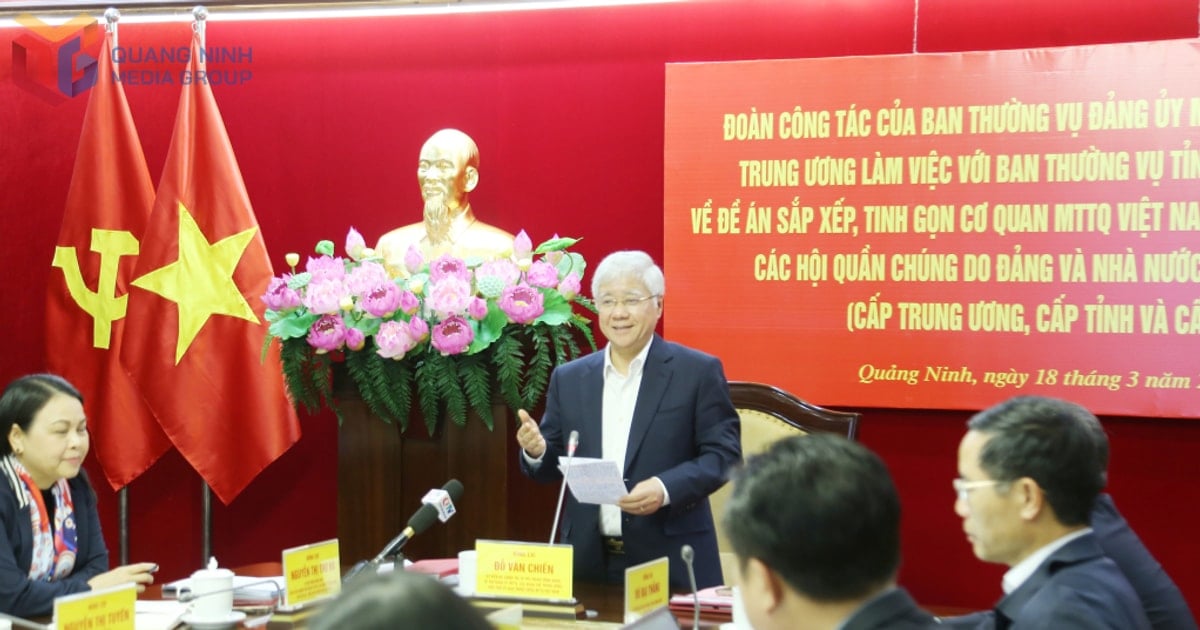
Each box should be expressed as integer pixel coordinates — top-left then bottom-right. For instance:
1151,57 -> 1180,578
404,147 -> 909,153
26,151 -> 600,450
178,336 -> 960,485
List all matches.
681,544 -> 700,630
344,479 -> 465,583
549,430 -> 580,544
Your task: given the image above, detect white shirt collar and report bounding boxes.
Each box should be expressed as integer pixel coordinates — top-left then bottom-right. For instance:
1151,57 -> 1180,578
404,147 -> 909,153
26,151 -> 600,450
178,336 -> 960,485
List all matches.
603,338 -> 653,379
1002,527 -> 1093,594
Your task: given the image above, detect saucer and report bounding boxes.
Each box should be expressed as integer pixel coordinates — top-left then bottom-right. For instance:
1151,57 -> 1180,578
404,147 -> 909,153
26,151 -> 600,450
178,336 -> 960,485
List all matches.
180,610 -> 247,629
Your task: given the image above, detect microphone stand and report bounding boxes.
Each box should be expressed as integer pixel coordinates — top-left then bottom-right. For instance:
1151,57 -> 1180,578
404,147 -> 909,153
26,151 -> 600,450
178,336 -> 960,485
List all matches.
681,545 -> 700,630
549,430 -> 579,545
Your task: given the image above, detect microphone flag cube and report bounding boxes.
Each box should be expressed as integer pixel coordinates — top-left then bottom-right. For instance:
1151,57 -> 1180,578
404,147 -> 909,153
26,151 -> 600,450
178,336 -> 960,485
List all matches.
421,488 -> 456,522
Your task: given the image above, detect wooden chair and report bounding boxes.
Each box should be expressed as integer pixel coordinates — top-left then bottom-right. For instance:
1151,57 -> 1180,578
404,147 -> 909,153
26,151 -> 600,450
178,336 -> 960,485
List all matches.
712,381 -> 860,583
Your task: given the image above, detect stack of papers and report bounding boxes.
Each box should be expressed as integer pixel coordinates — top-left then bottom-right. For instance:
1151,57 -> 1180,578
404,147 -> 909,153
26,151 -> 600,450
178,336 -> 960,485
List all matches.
668,585 -> 734,619
557,457 -> 629,504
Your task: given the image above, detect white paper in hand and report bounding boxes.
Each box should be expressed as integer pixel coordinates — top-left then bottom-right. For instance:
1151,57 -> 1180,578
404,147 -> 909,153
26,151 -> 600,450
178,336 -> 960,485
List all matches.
557,457 -> 629,504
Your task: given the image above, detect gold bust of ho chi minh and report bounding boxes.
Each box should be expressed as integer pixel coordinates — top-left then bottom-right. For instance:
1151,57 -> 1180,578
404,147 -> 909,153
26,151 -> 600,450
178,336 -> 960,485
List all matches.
376,128 -> 516,271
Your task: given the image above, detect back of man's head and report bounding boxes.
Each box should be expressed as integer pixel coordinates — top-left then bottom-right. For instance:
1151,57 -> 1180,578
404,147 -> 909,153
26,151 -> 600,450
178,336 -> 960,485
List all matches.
723,433 -> 900,601
967,395 -> 1107,526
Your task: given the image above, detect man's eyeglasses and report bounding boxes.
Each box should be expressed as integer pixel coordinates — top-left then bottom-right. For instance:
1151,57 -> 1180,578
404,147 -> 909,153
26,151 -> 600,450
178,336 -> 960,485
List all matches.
597,295 -> 659,310
953,478 -> 1004,502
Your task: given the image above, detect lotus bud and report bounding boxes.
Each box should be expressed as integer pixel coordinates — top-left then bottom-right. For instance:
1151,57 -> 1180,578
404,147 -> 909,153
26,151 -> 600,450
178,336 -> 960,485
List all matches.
285,252 -> 300,269
339,296 -> 355,311
345,227 -> 367,261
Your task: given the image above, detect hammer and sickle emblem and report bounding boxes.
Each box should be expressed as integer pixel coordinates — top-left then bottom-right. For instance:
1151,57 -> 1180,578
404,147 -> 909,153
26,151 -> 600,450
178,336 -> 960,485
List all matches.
51,229 -> 140,349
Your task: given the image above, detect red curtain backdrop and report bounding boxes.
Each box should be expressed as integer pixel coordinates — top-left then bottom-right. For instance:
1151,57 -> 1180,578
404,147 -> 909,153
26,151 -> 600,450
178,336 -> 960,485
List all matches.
0,0 -> 1196,612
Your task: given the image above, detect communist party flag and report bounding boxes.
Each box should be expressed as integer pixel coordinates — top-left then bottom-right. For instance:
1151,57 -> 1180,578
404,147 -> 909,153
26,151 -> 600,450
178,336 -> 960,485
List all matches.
120,33 -> 300,504
46,32 -> 171,490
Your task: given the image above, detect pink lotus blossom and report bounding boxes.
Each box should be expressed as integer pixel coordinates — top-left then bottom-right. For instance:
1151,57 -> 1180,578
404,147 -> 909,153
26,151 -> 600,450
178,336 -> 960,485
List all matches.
345,261 -> 390,298
429,254 -> 472,284
557,272 -> 581,300
427,276 -> 472,317
398,290 -> 420,315
513,230 -> 533,270
345,227 -> 367,261
307,314 -> 347,352
306,255 -> 346,283
302,280 -> 348,315
404,244 -> 424,276
475,259 -> 520,298
344,327 -> 366,351
467,297 -> 488,320
375,320 -> 418,359
361,282 -> 402,317
526,260 -> 560,289
432,315 -> 474,355
261,277 -> 302,311
499,283 -> 545,324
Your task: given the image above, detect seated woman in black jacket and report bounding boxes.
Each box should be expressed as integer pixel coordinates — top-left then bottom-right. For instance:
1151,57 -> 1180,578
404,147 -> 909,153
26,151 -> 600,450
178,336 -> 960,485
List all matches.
0,374 -> 156,617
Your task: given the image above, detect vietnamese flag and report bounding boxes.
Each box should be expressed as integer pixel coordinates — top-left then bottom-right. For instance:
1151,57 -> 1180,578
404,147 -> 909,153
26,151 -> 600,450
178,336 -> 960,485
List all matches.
46,32 -> 171,490
120,33 -> 300,504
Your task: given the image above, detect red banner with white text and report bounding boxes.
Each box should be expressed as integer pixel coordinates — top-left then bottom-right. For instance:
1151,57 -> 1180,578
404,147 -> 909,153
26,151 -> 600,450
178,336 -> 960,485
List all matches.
664,40 -> 1200,419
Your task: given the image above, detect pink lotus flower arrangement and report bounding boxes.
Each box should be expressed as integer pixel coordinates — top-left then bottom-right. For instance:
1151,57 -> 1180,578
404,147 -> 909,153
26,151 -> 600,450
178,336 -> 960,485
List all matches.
263,228 -> 595,432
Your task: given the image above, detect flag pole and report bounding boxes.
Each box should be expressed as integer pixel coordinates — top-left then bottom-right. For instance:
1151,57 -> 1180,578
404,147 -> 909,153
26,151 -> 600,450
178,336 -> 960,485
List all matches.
191,4 -> 213,567
202,480 -> 212,565
104,5 -> 132,567
193,5 -> 207,48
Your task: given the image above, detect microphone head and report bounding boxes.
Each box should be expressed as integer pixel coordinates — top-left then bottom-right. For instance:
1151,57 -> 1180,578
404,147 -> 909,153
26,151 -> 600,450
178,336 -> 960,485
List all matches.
681,544 -> 695,564
407,503 -> 441,534
443,478 -> 465,502
567,430 -> 579,455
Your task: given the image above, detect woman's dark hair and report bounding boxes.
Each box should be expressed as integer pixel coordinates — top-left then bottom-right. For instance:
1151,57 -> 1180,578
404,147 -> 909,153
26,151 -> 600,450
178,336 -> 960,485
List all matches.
309,570 -> 492,630
0,374 -> 84,457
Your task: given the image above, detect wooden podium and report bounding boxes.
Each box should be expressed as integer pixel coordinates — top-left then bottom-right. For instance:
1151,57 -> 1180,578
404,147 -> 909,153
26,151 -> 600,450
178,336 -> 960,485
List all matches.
334,372 -> 557,565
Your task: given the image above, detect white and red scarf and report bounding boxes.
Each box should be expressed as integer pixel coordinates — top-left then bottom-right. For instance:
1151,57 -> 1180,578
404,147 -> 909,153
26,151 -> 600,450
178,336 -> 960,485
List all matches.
1,455 -> 77,581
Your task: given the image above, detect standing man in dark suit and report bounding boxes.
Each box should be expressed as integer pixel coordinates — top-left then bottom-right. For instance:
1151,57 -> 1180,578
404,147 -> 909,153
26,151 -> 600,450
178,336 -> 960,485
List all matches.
948,396 -> 1151,629
516,250 -> 741,590
725,434 -> 938,630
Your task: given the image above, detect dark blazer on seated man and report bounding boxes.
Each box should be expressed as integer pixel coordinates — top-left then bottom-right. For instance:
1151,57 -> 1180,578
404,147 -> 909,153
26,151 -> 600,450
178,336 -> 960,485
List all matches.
844,588 -> 939,630
520,336 -> 741,589
945,493 -> 1195,629
992,532 -> 1149,629
1092,494 -> 1197,630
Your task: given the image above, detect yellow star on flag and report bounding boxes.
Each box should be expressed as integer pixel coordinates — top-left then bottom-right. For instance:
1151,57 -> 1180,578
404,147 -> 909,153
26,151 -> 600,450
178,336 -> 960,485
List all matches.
132,201 -> 260,364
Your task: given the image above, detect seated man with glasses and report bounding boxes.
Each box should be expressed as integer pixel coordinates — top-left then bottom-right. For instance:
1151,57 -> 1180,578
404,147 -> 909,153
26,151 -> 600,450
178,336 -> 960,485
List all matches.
944,396 -> 1151,629
515,250 -> 741,590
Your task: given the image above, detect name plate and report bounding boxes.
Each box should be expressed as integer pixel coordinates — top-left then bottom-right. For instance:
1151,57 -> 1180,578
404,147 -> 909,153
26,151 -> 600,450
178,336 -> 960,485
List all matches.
282,538 -> 341,608
475,540 -> 573,601
54,583 -> 136,630
624,556 -> 670,622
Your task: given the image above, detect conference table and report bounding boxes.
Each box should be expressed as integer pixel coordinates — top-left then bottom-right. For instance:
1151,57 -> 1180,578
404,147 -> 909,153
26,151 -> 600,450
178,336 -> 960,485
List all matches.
144,563 -> 728,629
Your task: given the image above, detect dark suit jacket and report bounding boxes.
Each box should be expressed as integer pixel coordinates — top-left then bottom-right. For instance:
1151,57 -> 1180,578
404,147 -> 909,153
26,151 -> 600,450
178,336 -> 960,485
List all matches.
0,471 -> 109,617
520,336 -> 741,590
943,496 -> 1194,630
1092,494 -> 1197,630
985,533 -> 1150,629
842,588 -> 939,630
